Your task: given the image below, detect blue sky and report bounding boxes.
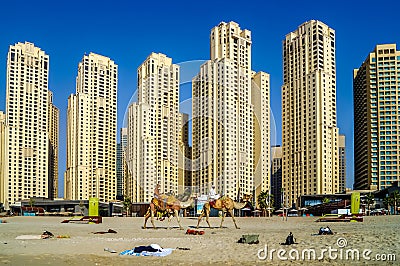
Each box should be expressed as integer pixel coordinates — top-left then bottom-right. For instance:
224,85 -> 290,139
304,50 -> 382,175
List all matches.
1,0 -> 400,197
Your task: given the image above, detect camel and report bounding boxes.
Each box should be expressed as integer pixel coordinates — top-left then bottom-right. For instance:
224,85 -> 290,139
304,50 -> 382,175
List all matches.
196,196 -> 247,229
143,195 -> 193,229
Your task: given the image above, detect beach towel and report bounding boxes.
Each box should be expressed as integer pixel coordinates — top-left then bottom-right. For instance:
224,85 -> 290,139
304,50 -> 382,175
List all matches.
120,244 -> 173,257
16,235 -> 42,240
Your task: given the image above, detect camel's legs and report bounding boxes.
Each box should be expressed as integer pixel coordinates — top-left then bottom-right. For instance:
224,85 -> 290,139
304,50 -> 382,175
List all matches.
167,211 -> 172,229
150,210 -> 156,229
175,209 -> 183,230
143,209 -> 150,229
196,210 -> 205,229
219,211 -> 226,228
228,209 -> 240,229
205,207 -> 211,228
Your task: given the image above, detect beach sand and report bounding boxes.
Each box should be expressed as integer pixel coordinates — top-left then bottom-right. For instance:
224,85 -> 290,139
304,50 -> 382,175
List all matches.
0,215 -> 398,265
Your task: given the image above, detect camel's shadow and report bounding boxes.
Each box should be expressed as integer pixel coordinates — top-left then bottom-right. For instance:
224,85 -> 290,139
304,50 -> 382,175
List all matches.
141,226 -> 184,230
188,225 -> 227,229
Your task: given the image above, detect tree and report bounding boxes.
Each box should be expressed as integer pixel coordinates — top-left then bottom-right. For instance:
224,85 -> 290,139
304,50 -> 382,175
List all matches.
383,197 -> 393,215
391,191 -> 400,215
28,198 -> 35,208
364,193 -> 374,216
257,191 -> 274,217
123,196 -> 132,217
322,197 -> 330,204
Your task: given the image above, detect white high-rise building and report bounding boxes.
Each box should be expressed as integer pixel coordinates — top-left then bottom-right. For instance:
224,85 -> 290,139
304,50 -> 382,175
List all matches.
282,20 -> 339,207
193,21 -> 270,200
2,42 -> 58,204
65,52 -> 117,202
126,53 -> 181,202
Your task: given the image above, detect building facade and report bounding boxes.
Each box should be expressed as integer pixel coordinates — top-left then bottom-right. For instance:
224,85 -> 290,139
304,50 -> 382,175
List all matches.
271,145 -> 282,209
65,53 -> 117,202
0,112 -> 6,204
2,42 -> 58,204
252,71 -> 271,200
353,44 -> 400,190
282,21 -> 339,207
178,113 -> 191,194
116,128 -> 127,200
126,53 -> 181,202
338,134 -> 346,192
192,21 -> 270,200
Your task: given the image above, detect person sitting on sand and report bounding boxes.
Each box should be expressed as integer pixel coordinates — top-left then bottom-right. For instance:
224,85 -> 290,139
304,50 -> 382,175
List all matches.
281,232 -> 296,245
318,226 -> 333,235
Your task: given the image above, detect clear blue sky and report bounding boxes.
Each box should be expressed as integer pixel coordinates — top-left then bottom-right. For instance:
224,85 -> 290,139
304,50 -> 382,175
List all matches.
1,0 -> 400,197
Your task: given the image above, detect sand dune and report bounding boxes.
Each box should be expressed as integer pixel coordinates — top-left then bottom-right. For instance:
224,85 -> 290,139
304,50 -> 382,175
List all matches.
0,215 -> 398,265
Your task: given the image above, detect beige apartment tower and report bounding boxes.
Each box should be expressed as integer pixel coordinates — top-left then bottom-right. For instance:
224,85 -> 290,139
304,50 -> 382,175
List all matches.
126,53 -> 182,202
353,44 -> 400,190
65,53 -> 117,202
178,113 -> 191,194
0,112 -> 6,204
193,21 -> 270,199
2,42 -> 59,204
282,21 -> 339,207
338,134 -> 346,192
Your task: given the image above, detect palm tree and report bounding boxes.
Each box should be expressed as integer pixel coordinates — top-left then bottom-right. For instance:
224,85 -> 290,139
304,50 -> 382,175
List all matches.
28,198 -> 35,208
383,196 -> 393,215
391,191 -> 400,215
364,193 -> 374,216
257,191 -> 274,217
322,197 -> 330,204
123,196 -> 132,217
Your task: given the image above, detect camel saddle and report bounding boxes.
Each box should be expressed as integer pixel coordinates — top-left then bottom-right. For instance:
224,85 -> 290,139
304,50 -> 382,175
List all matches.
152,195 -> 176,210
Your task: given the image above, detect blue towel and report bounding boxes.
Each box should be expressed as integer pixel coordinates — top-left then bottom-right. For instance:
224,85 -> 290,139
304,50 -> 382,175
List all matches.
120,248 -> 173,257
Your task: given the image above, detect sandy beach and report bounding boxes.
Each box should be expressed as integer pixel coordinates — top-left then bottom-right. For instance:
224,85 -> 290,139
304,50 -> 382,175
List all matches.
0,215 -> 398,265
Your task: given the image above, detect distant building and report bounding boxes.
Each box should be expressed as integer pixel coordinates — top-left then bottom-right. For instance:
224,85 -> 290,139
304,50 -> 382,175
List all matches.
2,42 -> 59,204
282,20 -> 339,207
178,113 -> 191,194
65,53 -> 118,201
126,53 -> 181,202
353,44 -> 400,190
271,146 -> 282,208
116,128 -> 127,200
338,134 -> 346,192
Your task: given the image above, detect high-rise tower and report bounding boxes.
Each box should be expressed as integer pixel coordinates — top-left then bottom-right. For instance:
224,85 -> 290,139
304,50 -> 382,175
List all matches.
65,53 -> 117,202
193,21 -> 270,200
353,44 -> 400,190
2,42 -> 58,204
126,53 -> 181,202
282,21 -> 339,206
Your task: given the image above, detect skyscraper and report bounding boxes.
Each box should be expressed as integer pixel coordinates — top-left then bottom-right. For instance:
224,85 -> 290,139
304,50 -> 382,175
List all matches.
282,21 -> 339,207
65,53 -> 117,202
192,21 -> 270,200
2,42 -> 58,204
271,145 -> 282,209
338,134 -> 346,192
252,71 -> 271,198
47,91 -> 59,199
116,128 -> 127,200
126,53 -> 181,202
353,44 -> 400,190
178,113 -> 191,194
0,112 -> 6,204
